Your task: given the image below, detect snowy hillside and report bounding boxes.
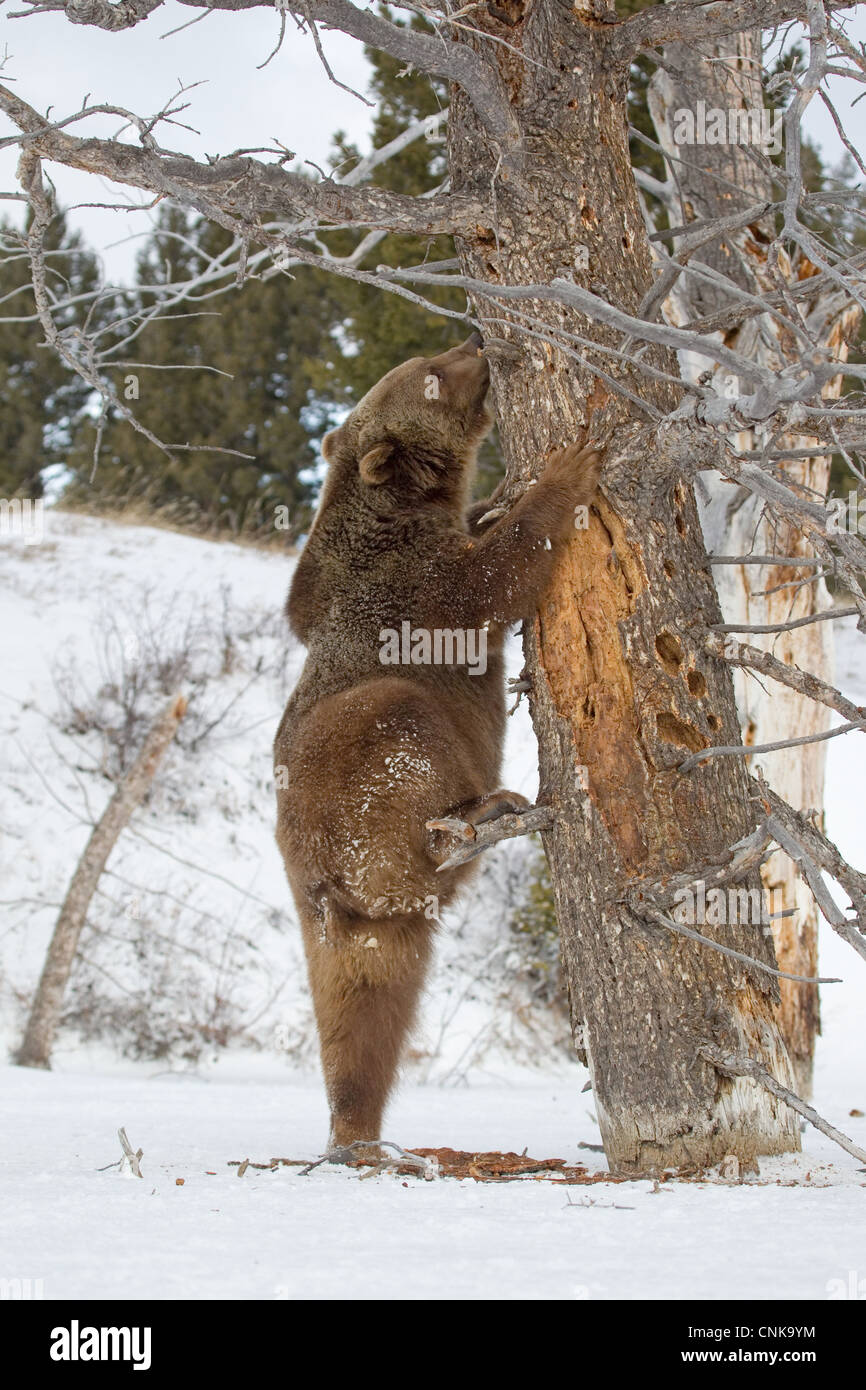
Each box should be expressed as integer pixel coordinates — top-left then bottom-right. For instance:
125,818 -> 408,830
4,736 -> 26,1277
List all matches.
1,511 -> 864,1301
0,509 -> 566,1078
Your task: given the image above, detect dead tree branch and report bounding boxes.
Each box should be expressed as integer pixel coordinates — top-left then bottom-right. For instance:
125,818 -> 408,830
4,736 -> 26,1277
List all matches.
0,83 -> 482,237
677,718 -> 866,775
7,0 -> 519,143
117,1126 -> 144,1178
705,631 -> 866,724
426,805 -> 554,872
700,1046 -> 866,1167
648,910 -> 841,985
14,693 -> 187,1069
709,609 -> 860,635
629,822 -> 777,916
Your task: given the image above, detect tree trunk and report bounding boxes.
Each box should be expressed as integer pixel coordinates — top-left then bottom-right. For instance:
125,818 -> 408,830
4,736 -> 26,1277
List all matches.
14,693 -> 187,1069
448,3 -> 799,1173
647,29 -> 861,1095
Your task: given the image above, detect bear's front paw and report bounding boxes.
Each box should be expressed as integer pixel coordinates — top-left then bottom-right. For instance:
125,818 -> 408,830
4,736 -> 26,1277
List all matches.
543,440 -> 604,502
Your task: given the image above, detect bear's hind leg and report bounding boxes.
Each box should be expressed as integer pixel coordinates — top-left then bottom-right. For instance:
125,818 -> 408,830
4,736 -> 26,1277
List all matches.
302,906 -> 432,1153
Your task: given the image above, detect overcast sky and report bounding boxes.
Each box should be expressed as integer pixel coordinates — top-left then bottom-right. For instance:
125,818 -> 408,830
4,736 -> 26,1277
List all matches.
1,4 -> 865,284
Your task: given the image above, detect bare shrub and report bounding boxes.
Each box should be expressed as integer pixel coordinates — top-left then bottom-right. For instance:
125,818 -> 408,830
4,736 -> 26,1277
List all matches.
51,582 -> 291,779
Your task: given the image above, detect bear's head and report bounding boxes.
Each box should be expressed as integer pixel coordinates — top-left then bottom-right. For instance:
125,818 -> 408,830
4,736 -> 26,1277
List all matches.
321,333 -> 492,508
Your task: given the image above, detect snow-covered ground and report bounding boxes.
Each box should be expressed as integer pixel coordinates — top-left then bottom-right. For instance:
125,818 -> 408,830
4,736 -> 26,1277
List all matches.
2,1053 -> 864,1302
0,512 -> 864,1301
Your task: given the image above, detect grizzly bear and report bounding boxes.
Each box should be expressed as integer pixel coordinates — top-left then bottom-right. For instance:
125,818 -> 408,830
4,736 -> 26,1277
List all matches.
274,332 -> 601,1150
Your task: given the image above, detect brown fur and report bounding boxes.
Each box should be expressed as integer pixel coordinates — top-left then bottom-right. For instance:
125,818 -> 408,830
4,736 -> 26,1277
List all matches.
274,334 -> 601,1148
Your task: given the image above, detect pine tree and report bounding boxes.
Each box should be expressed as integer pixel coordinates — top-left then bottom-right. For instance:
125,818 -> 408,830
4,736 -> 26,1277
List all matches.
65,207 -> 337,538
0,213 -> 98,498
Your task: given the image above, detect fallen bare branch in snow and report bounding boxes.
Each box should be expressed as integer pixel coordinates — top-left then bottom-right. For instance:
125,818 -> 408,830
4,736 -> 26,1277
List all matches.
117,1127 -> 144,1178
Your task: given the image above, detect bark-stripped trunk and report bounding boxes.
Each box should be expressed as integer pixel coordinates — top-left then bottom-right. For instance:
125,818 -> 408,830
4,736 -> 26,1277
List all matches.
15,693 -> 187,1069
448,0 -> 799,1173
648,31 -> 860,1095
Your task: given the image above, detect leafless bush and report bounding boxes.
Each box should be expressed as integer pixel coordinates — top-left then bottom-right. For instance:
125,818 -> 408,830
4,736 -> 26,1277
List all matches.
51,582 -> 291,778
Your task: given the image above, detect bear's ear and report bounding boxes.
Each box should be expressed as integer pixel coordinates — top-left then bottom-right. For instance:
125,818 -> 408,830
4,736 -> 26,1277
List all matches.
321,427 -> 343,463
359,441 -> 397,486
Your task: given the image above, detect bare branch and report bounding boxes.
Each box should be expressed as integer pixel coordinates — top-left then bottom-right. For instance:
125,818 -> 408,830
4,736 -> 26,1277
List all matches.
0,83 -> 483,238
15,151 -> 248,464
14,693 -> 187,1070
706,631 -> 866,725
630,821 -> 777,915
117,1126 -> 144,1178
700,1046 -> 866,1166
378,263 -> 774,389
647,909 -> 841,985
426,805 -> 554,872
677,717 -> 866,776
754,776 -> 866,956
763,812 -> 866,965
8,0 -> 163,29
611,0 -> 858,61
10,0 -> 518,143
705,555 -> 824,567
299,1138 -> 438,1178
